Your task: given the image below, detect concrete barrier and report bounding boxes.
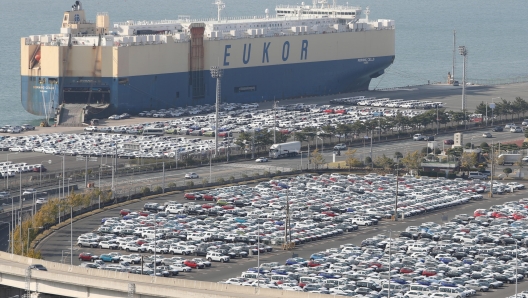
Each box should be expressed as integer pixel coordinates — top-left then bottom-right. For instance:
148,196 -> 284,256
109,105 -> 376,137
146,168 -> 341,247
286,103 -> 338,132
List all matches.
0,252 -> 330,298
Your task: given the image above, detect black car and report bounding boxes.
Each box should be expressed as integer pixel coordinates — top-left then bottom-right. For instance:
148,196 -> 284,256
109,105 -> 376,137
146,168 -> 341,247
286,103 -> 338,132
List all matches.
492,126 -> 504,132
29,264 -> 47,271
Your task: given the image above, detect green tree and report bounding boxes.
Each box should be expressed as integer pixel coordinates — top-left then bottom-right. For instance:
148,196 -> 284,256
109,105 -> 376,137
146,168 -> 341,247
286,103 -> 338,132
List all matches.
401,151 -> 423,173
336,123 -> 352,142
310,149 -> 326,169
474,101 -> 488,116
394,151 -> 403,160
503,167 -> 512,177
345,148 -> 361,171
459,152 -> 478,174
514,97 -> 528,118
374,154 -> 394,172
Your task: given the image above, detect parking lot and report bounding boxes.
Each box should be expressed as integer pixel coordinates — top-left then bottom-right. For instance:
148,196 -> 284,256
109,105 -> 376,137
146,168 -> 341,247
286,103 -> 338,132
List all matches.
34,172 -> 528,296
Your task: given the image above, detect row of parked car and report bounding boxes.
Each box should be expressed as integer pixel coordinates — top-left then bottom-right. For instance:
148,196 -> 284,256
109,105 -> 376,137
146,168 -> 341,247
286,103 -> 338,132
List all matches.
67,172 -> 521,284
220,193 -> 528,297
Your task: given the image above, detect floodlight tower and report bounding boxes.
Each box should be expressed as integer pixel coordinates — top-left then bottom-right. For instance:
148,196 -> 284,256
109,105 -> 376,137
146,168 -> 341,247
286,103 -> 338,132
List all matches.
210,66 -> 223,155
458,45 -> 468,129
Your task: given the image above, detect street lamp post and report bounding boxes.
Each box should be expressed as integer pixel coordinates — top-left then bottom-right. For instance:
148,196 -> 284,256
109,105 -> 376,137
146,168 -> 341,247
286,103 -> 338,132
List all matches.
458,46 -> 468,130
273,100 -> 279,144
387,229 -> 392,298
6,152 -> 18,190
27,227 -> 42,255
39,160 -> 52,186
0,221 -> 12,253
210,66 -> 223,156
70,206 -> 73,265
317,137 -> 323,153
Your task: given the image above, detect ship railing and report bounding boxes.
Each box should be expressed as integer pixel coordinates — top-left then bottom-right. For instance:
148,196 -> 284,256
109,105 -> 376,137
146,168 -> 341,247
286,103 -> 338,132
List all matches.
202,26 -> 394,41
275,4 -> 361,10
115,19 -> 182,26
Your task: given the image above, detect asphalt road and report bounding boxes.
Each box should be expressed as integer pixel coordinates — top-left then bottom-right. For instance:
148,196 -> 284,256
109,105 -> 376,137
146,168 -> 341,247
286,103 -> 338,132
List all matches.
34,182 -> 528,297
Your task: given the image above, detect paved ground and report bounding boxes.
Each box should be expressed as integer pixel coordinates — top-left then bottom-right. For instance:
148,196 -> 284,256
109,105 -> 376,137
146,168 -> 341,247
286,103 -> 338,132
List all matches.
34,182 -> 528,296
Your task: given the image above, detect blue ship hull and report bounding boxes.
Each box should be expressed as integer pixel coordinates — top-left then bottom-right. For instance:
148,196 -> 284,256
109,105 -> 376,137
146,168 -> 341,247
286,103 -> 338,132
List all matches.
21,55 -> 394,117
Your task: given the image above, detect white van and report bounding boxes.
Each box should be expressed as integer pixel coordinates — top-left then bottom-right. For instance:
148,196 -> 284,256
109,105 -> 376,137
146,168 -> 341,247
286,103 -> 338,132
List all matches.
166,205 -> 185,214
270,275 -> 293,282
438,286 -> 467,297
409,284 -> 433,293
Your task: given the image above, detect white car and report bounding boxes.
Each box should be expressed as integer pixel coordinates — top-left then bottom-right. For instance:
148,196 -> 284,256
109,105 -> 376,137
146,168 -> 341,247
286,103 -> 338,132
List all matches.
35,198 -> 48,204
98,241 -> 119,249
108,115 -> 121,120
510,126 -> 523,133
255,157 -> 268,163
84,126 -> 98,132
23,188 -> 37,195
185,172 -> 199,179
169,246 -> 191,255
206,252 -> 230,263
334,143 -> 347,150
413,134 -> 424,141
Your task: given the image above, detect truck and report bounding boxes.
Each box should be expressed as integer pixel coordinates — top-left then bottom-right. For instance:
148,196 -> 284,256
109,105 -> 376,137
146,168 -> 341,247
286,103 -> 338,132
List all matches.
498,154 -> 521,165
268,141 -> 301,159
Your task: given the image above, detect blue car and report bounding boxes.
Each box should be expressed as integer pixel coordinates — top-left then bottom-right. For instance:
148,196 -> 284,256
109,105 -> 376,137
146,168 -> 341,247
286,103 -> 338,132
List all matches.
235,218 -> 247,223
440,281 -> 457,287
438,257 -> 453,264
100,254 -> 119,263
462,259 -> 474,265
391,278 -> 408,285
271,269 -> 288,275
277,183 -> 289,189
310,253 -> 325,260
318,272 -> 337,279
416,279 -> 432,286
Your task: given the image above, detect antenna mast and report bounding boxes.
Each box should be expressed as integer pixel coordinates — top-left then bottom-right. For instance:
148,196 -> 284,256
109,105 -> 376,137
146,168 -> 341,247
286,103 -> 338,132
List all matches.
214,0 -> 225,22
452,30 -> 456,82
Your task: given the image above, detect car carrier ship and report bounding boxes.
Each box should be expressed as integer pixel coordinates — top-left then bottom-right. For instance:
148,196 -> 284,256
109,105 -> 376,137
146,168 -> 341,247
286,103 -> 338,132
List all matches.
20,0 -> 395,123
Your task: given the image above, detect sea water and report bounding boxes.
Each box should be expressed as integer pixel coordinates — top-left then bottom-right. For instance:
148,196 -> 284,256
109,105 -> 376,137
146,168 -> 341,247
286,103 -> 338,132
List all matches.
1,0 -> 527,124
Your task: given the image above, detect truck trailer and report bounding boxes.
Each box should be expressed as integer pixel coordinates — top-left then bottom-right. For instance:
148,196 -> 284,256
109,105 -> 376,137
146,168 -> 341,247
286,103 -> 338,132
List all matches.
269,141 -> 301,159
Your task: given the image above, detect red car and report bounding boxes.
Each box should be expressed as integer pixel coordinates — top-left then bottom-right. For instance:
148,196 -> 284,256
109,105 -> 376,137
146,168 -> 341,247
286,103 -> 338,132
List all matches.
139,210 -> 150,217
33,166 -> 47,172
322,211 -> 336,217
513,213 -> 526,220
491,211 -> 508,218
201,203 -> 214,209
422,269 -> 437,277
222,205 -> 235,210
307,261 -> 321,267
120,209 -> 131,216
184,193 -> 202,200
400,267 -> 414,274
78,252 -> 98,262
203,194 -> 216,201
183,260 -> 203,269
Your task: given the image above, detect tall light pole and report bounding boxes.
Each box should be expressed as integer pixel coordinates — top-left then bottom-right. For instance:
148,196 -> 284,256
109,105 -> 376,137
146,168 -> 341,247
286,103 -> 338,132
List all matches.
458,45 -> 468,130
394,159 -> 399,221
77,156 -> 97,188
70,206 -> 73,265
27,227 -> 42,256
6,152 -> 18,190
317,137 -> 323,153
273,100 -> 279,144
0,221 -> 12,253
39,160 -> 52,186
207,143 -> 212,182
210,66 -> 223,156
387,229 -> 392,298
